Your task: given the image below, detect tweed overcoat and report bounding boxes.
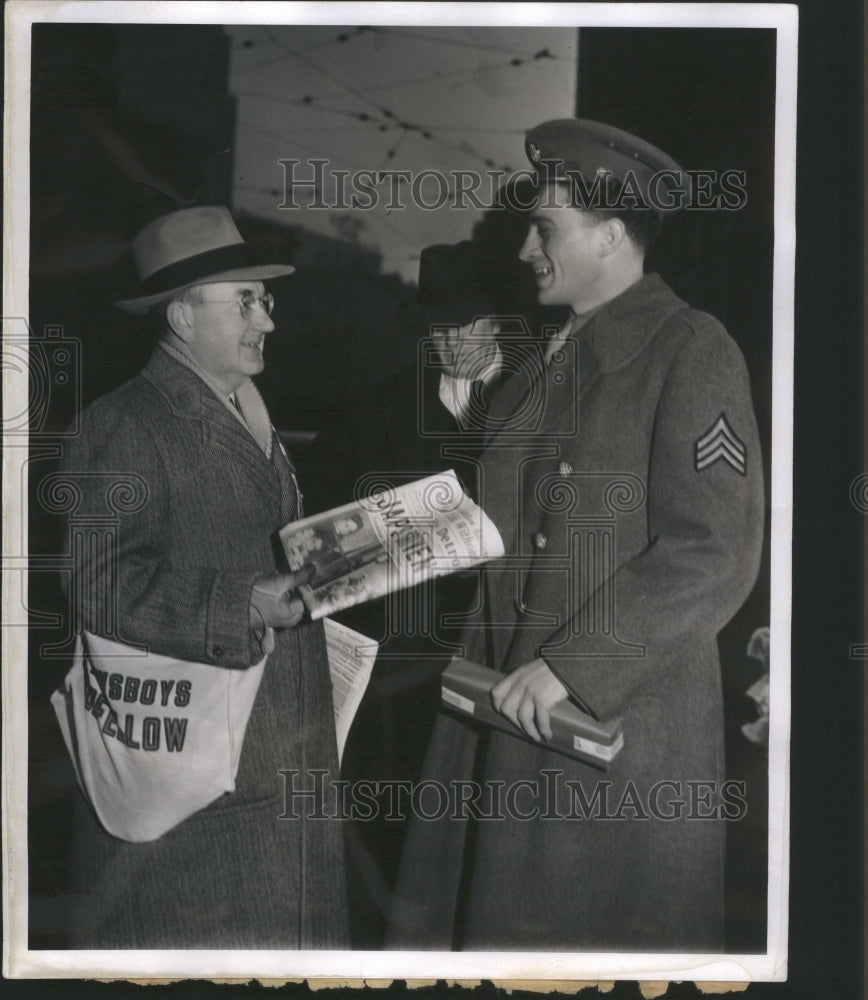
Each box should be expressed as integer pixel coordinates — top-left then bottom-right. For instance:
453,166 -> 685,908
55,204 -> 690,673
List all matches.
59,347 -> 349,949
388,273 -> 765,952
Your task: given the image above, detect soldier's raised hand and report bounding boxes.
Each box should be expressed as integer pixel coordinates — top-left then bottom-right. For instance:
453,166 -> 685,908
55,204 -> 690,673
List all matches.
432,317 -> 502,381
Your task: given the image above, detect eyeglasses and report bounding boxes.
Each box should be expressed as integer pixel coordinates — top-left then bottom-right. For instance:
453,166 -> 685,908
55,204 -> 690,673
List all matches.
203,290 -> 275,319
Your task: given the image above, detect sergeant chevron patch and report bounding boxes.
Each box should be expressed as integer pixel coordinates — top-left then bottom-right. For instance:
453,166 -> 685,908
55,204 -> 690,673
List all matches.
694,413 -> 747,475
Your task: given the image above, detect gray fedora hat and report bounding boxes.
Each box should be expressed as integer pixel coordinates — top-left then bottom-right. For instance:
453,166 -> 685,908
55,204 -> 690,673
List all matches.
116,206 -> 295,314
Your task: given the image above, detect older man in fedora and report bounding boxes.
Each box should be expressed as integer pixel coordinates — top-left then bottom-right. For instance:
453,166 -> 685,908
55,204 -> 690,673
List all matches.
58,206 -> 348,949
388,119 -> 764,951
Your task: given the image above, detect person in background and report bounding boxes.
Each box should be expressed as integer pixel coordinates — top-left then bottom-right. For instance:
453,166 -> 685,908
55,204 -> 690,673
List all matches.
315,237 -> 541,946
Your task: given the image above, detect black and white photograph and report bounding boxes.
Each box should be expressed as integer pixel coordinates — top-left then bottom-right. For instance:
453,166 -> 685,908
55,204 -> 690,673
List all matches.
3,0 -> 815,987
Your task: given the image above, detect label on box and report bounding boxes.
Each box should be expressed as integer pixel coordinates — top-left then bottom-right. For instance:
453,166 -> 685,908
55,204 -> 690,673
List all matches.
442,686 -> 475,714
573,730 -> 624,762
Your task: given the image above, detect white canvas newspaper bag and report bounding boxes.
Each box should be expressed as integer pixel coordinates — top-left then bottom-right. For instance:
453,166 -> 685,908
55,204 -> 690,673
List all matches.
51,630 -> 268,843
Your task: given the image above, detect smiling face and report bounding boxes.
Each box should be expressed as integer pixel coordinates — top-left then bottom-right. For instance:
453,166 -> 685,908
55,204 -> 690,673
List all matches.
180,280 -> 275,394
518,184 -> 609,316
333,517 -> 361,537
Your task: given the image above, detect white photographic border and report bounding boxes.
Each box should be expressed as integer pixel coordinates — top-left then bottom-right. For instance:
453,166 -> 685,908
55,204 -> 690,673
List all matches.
3,1 -> 795,984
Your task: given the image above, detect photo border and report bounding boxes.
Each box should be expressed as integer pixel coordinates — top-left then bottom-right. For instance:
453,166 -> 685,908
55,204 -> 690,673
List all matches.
3,0 -> 797,985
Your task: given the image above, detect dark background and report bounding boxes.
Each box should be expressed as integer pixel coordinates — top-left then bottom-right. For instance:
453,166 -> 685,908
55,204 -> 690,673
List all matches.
10,1 -> 865,997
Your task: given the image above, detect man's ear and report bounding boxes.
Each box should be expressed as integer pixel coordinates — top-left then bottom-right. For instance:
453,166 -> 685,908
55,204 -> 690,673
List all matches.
166,300 -> 195,342
597,217 -> 628,257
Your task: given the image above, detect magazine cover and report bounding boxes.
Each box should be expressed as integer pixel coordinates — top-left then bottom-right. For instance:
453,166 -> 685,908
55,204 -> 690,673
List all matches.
280,470 -> 504,618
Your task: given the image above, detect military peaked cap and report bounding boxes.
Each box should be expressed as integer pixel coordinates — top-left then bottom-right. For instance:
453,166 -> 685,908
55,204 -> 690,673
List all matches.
525,118 -> 689,212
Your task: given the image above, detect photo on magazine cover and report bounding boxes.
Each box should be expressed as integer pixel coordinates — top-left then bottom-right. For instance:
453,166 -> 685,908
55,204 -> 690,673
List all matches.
3,2 -> 794,983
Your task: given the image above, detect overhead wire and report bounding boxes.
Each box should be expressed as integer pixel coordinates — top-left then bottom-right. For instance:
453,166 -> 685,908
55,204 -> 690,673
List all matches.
233,24 -> 570,68
263,28 -> 388,118
233,25 -> 568,171
232,25 -> 374,73
230,25 -> 568,261
365,25 -> 574,61
311,55 -> 557,102
233,84 -> 520,173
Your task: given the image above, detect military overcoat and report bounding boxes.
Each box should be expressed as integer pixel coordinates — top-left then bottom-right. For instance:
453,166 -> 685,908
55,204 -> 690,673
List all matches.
388,273 -> 765,951
59,347 -> 348,949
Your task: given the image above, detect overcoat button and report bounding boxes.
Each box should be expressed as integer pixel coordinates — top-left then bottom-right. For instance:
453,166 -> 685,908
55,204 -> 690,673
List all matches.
558,461 -> 573,476
533,532 -> 547,550
212,645 -> 224,658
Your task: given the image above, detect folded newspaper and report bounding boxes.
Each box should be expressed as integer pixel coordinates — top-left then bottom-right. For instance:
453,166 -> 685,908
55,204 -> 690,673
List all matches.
279,470 -> 504,620
323,618 -> 378,765
441,658 -> 625,770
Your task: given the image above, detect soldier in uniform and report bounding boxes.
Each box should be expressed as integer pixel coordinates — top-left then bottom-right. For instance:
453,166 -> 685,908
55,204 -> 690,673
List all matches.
387,119 -> 765,951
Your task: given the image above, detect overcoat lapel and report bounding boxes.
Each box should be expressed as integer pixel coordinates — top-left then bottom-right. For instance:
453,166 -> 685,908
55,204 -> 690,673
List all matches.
141,348 -> 288,517
478,274 -> 689,672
